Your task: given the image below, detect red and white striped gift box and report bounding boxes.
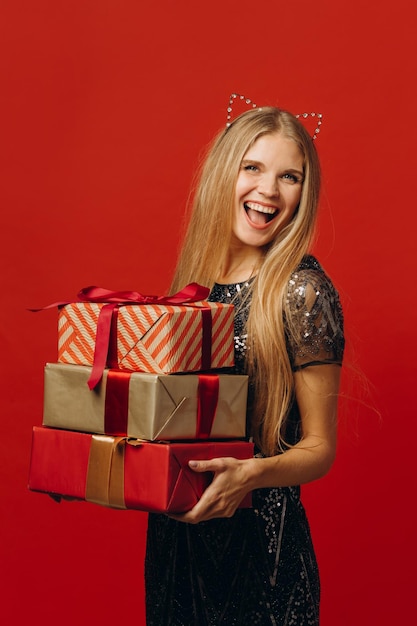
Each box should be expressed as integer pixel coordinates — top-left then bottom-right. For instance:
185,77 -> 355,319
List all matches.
57,300 -> 235,375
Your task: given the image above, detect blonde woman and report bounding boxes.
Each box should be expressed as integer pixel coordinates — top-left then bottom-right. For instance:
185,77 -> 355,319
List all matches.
145,103 -> 345,625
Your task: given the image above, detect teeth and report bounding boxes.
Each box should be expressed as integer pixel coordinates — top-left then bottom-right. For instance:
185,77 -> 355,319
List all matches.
244,202 -> 277,215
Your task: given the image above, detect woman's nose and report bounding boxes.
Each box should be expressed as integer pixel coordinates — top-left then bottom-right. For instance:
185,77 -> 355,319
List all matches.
258,174 -> 279,197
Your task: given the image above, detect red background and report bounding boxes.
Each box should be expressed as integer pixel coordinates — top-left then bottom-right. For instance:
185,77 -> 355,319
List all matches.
1,1 -> 415,624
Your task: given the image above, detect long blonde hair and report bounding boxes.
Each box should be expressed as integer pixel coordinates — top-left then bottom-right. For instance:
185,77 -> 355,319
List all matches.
171,107 -> 321,456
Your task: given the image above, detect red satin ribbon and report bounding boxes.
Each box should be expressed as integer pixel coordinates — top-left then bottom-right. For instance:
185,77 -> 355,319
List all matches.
103,371 -> 220,439
104,370 -> 131,436
77,282 -> 210,305
29,282 -> 210,311
196,375 -> 219,438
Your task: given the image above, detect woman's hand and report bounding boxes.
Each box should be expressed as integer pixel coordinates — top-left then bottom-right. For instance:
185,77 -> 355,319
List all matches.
169,456 -> 256,524
169,364 -> 342,524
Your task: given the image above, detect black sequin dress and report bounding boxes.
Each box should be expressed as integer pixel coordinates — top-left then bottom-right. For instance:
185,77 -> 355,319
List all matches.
145,256 -> 345,625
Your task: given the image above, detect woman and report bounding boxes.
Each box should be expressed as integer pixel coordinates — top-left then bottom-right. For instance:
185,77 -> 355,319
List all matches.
145,102 -> 345,625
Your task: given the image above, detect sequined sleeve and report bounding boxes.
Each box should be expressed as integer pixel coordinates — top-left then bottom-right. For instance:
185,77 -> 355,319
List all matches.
286,259 -> 345,371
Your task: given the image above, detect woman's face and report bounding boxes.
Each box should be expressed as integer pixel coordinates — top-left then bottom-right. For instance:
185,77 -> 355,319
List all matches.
232,132 -> 304,251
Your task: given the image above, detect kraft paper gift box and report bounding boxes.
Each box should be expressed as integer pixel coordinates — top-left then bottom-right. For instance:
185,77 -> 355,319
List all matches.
28,426 -> 253,513
43,363 -> 248,440
57,298 -> 235,388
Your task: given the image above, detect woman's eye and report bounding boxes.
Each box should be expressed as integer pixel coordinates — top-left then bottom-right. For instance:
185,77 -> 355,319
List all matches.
243,164 -> 258,172
282,173 -> 300,184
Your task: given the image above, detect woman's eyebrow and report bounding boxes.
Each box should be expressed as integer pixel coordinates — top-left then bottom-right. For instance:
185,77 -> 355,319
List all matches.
285,167 -> 304,176
241,159 -> 263,166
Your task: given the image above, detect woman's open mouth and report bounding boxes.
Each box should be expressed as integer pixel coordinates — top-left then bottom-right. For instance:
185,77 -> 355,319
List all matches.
244,201 -> 279,226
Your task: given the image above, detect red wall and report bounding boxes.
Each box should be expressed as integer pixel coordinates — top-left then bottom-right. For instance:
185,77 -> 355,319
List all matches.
1,2 -> 415,624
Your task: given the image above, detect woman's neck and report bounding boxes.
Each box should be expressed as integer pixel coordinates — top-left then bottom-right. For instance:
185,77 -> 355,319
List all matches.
217,248 -> 264,284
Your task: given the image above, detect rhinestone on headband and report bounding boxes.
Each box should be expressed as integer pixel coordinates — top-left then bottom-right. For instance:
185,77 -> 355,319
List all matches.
226,92 -> 323,140
295,111 -> 323,140
226,93 -> 257,127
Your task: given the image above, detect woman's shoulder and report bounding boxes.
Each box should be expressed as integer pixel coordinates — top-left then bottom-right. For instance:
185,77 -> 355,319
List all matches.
289,255 -> 340,299
286,255 -> 345,364
287,254 -> 344,324
293,254 -> 330,280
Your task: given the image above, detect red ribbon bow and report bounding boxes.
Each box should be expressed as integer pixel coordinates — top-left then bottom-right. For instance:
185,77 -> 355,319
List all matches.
29,282 -> 210,311
77,283 -> 210,306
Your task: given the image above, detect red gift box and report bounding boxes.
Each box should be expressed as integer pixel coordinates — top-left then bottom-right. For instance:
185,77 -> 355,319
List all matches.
28,426 -> 253,513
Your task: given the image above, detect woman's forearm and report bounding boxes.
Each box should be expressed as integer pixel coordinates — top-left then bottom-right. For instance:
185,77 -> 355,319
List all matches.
245,435 -> 336,490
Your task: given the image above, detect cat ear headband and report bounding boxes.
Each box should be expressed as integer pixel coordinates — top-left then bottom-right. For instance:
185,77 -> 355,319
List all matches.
226,93 -> 323,140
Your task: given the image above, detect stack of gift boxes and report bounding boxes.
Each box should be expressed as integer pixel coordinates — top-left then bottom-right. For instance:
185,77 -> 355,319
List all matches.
28,286 -> 254,513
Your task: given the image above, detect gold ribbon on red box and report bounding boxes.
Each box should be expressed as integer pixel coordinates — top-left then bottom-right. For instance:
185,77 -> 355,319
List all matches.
85,435 -> 127,509
85,435 -> 143,509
